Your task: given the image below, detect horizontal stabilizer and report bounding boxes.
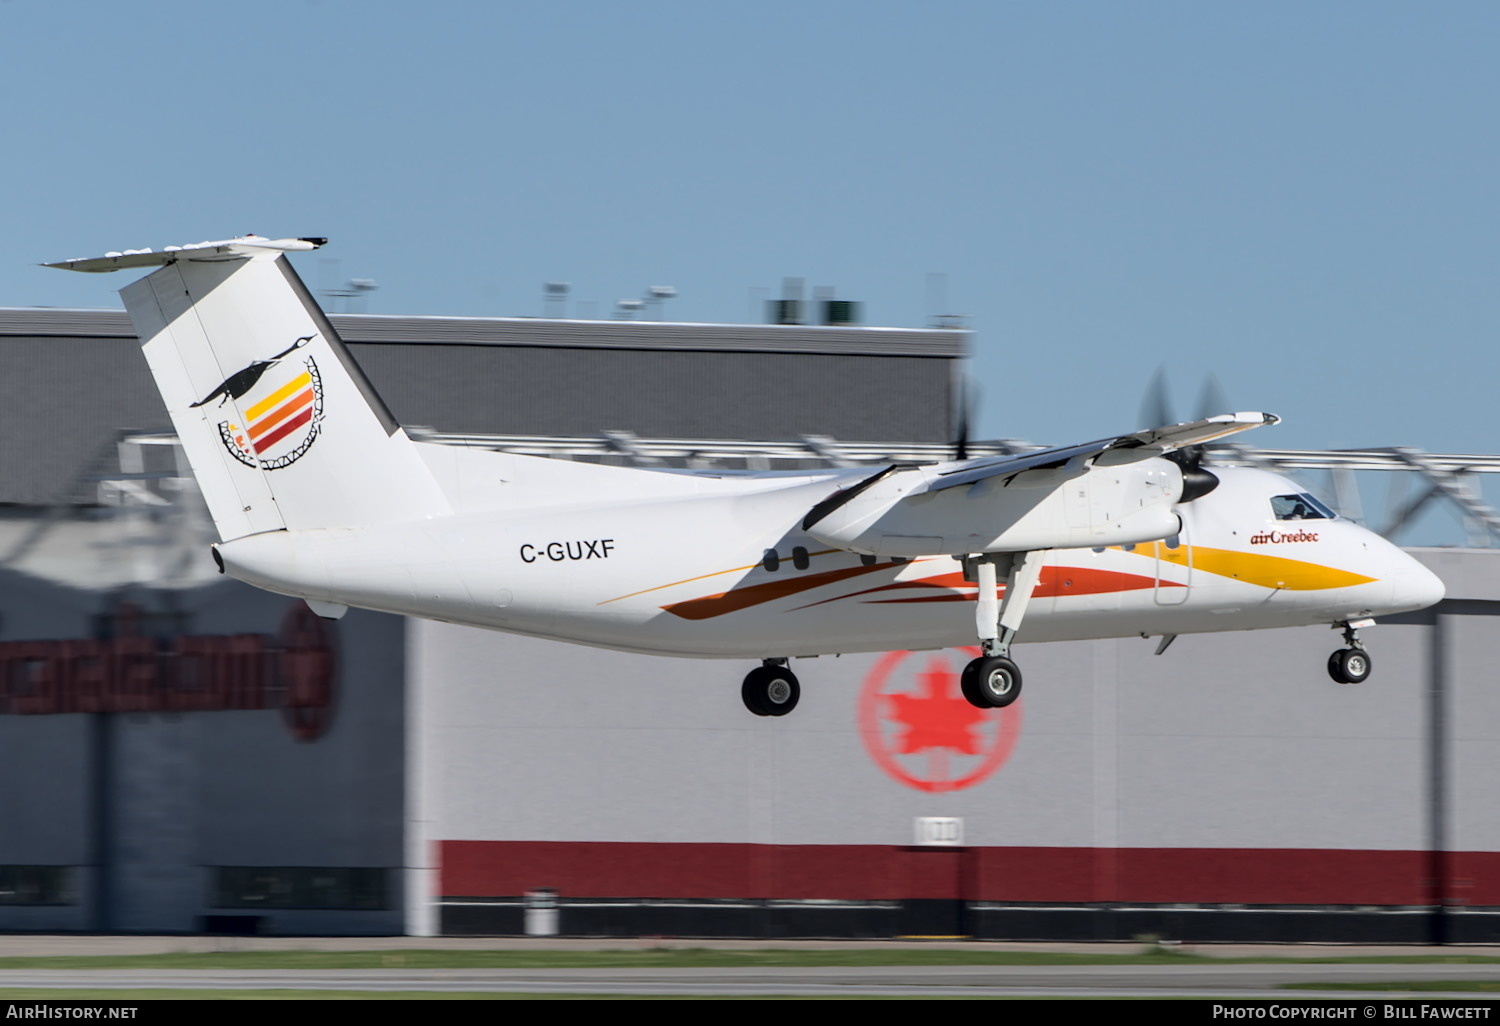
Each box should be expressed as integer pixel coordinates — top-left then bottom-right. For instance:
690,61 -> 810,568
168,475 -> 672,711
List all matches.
45,236 -> 327,274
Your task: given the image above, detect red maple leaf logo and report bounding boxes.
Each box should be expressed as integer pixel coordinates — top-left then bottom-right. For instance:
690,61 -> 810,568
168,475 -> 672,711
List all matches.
883,657 -> 987,754
859,649 -> 1023,793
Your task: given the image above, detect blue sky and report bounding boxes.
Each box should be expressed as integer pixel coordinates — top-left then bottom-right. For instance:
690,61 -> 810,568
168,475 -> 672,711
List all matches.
4,1 -> 1497,456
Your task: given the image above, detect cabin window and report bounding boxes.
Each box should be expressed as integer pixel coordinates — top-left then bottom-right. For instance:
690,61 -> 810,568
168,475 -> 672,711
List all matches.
762,549 -> 781,572
792,546 -> 810,570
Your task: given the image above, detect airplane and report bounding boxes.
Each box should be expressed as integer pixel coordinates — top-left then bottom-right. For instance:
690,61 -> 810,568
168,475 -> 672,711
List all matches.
47,235 -> 1446,716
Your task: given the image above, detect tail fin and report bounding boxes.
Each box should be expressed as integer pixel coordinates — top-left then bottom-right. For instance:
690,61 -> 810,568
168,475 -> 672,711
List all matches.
48,237 -> 451,540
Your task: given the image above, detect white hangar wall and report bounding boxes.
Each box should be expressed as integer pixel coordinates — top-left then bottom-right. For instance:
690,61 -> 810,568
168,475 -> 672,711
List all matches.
411,549 -> 1499,942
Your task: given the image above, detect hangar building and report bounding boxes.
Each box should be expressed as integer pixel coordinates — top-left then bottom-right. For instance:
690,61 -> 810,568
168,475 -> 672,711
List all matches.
1,300 -> 1496,943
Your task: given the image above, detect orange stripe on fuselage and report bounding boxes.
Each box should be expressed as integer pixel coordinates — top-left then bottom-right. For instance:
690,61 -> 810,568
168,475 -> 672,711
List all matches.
661,560 -> 902,620
797,565 -> 1170,610
604,549 -> 841,606
657,540 -> 1375,623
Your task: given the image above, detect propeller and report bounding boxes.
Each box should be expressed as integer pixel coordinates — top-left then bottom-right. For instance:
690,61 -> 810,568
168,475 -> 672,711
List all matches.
952,374 -> 976,462
1195,372 -> 1230,425
1139,366 -> 1175,434
1140,366 -> 1227,503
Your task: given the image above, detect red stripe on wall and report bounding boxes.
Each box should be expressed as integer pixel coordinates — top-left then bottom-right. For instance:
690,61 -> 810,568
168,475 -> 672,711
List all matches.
441,841 -> 1499,906
442,842 -> 927,901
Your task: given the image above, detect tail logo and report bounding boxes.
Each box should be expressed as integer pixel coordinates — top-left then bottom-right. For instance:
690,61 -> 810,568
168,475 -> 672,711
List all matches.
194,336 -> 325,470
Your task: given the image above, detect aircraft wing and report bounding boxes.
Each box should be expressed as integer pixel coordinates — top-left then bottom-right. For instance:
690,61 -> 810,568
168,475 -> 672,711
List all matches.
801,412 -> 1279,548
919,412 -> 1279,494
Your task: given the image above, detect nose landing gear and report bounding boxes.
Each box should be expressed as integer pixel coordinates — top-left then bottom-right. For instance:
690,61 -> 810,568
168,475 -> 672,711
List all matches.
1328,620 -> 1375,684
742,659 -> 801,716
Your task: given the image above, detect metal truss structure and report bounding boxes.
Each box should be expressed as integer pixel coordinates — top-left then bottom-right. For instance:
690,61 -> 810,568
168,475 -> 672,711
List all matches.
417,430 -> 1500,548
39,430 -> 1500,555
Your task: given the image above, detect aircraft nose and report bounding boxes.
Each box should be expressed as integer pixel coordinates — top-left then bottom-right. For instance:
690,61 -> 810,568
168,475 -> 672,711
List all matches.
1391,558 -> 1445,613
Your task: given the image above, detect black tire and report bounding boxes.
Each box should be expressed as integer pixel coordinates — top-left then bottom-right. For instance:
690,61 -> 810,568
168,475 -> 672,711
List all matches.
741,665 -> 801,716
962,655 -> 1022,708
1328,647 -> 1372,685
960,661 -> 988,709
741,672 -> 770,715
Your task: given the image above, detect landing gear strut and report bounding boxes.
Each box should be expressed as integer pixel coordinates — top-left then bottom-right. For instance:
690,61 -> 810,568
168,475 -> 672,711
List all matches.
742,659 -> 801,716
1327,620 -> 1374,684
960,551 -> 1042,709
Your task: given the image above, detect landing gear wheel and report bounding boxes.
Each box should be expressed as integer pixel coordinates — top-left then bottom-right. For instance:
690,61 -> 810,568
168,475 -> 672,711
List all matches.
961,655 -> 1022,708
1327,647 -> 1372,685
741,665 -> 801,716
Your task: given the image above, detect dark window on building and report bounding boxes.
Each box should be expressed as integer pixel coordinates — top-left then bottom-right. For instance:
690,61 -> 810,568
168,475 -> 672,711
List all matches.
0,866 -> 74,905
213,867 -> 390,910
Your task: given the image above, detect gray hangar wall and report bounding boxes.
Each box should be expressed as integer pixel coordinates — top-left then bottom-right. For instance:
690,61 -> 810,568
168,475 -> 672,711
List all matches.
0,304 -> 965,935
0,309 -> 963,506
0,571 -> 408,935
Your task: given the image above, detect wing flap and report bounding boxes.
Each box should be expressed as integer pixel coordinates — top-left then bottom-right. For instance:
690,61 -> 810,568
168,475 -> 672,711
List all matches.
1135,411 -> 1281,450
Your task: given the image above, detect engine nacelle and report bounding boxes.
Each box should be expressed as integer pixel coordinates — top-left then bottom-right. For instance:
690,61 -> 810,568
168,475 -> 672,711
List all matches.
804,456 -> 1185,557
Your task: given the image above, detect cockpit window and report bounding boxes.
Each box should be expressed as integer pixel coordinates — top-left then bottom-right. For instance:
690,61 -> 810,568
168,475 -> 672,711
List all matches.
1270,493 -> 1337,521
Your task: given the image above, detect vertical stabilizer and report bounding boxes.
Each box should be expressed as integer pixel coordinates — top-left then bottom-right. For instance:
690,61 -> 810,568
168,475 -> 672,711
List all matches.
54,238 -> 451,540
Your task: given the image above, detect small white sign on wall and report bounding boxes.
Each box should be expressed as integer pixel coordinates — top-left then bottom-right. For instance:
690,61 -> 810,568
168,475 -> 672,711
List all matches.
914,816 -> 964,847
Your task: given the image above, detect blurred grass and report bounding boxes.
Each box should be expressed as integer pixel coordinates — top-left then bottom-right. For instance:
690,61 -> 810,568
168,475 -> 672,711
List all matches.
0,989 -> 958,1000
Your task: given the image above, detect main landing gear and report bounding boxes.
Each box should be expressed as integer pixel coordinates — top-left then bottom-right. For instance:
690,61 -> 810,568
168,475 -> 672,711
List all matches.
742,659 -> 801,716
960,551 -> 1043,710
1327,620 -> 1375,684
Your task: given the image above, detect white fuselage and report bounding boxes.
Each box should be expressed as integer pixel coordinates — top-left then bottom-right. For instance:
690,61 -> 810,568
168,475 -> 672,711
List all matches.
46,237 -> 1444,667
215,454 -> 1444,659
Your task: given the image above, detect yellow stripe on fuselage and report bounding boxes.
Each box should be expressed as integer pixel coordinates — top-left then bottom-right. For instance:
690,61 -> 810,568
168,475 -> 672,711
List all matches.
1129,542 -> 1376,590
245,371 -> 313,421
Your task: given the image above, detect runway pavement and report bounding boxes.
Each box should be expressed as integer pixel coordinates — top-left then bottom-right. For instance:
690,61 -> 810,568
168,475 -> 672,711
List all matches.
1,963 -> 1500,998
